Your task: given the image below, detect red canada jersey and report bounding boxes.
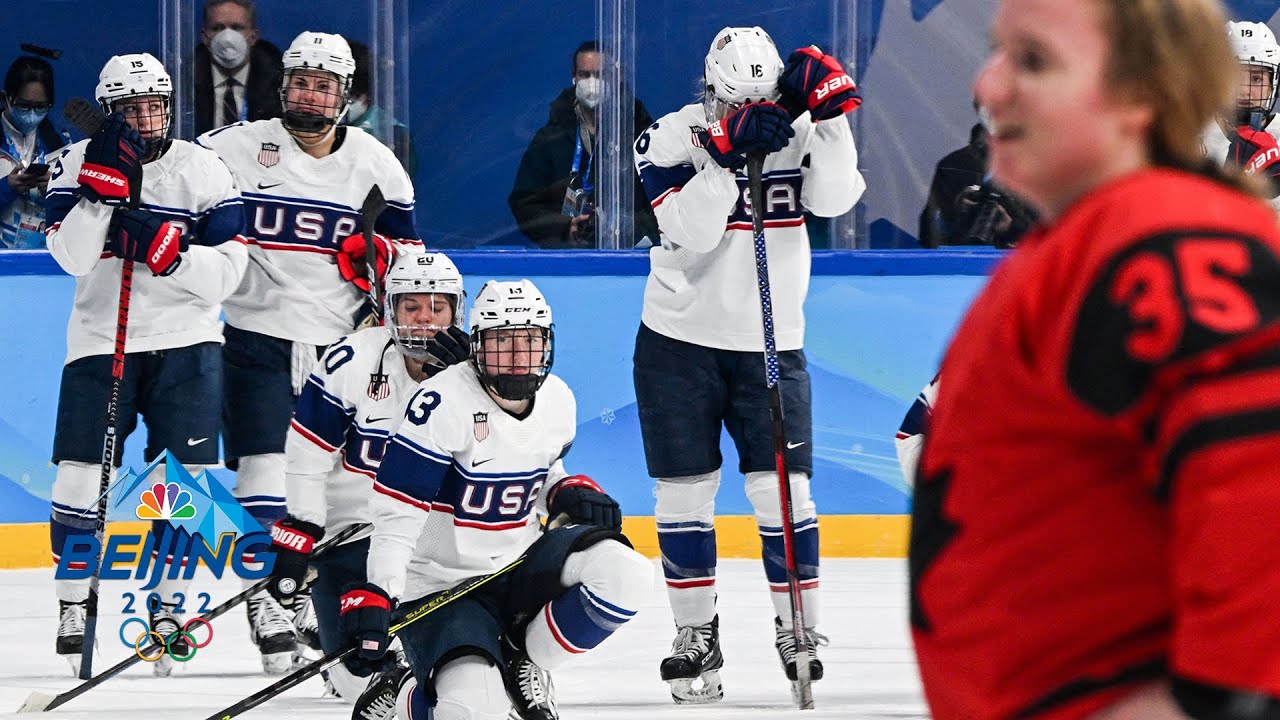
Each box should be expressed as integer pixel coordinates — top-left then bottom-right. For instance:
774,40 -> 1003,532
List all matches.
911,168 -> 1280,720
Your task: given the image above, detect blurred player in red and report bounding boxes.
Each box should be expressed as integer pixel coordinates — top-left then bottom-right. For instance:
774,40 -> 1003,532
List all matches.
909,0 -> 1280,718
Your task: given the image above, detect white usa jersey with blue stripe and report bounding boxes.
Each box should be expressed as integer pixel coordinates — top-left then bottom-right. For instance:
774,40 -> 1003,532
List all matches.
367,362 -> 576,601
285,326 -> 421,540
45,138 -> 248,364
633,103 -> 865,351
197,119 -> 421,345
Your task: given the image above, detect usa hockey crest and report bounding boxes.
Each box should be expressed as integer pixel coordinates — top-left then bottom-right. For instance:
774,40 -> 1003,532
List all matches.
367,372 -> 390,400
473,412 -> 489,442
257,142 -> 280,168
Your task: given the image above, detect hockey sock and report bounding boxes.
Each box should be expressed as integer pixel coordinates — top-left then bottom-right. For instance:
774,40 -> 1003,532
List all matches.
233,453 -> 288,578
655,472 -> 720,626
746,471 -> 820,628
51,461 -> 102,603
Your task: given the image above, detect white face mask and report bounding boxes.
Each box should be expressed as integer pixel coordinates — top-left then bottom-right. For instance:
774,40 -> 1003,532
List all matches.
210,28 -> 250,70
347,98 -> 369,121
575,77 -> 602,109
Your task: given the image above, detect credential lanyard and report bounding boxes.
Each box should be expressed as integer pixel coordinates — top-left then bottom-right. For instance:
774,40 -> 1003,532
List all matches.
571,127 -> 593,193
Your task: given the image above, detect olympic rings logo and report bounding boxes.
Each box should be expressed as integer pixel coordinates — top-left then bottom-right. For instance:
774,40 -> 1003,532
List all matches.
118,616 -> 215,662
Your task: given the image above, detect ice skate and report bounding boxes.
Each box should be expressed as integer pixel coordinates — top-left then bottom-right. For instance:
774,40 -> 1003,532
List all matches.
351,664 -> 411,720
148,604 -> 192,677
774,617 -> 828,701
55,600 -> 86,676
502,632 -> 557,720
291,590 -> 322,667
247,590 -> 296,674
659,615 -> 723,704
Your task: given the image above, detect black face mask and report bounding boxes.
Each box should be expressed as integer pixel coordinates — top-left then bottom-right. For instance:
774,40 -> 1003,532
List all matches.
282,110 -> 332,134
483,374 -> 546,402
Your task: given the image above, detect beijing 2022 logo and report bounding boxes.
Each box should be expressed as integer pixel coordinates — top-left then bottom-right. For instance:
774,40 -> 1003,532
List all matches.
54,450 -> 275,661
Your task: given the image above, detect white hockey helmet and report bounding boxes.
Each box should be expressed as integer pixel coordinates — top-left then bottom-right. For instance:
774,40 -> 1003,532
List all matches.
703,26 -> 784,123
383,251 -> 465,360
95,53 -> 173,155
279,31 -> 356,132
1227,21 -> 1280,126
468,280 -> 554,401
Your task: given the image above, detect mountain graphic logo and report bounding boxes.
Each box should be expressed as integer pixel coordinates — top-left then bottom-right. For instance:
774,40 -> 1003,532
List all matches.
135,482 -> 197,521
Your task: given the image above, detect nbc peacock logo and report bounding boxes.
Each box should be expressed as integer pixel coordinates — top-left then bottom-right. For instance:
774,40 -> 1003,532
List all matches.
135,482 -> 197,521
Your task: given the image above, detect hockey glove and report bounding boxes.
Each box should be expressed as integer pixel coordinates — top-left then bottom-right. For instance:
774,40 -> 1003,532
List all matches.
267,516 -> 324,609
548,475 -> 623,531
108,208 -> 188,276
1231,125 -> 1280,197
698,102 -> 795,171
339,582 -> 394,672
79,112 -> 144,205
422,325 -> 471,378
777,46 -> 862,121
337,233 -> 393,294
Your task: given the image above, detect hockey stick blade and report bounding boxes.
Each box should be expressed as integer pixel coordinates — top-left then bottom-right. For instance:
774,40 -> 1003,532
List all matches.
62,97 -> 105,137
360,185 -> 388,318
18,523 -> 370,713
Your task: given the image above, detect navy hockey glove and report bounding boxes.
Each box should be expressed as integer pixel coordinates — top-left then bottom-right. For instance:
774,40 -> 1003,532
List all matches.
108,208 -> 188,276
548,475 -> 623,531
777,46 -> 862,121
337,233 -> 393,294
422,325 -> 471,378
340,582 -> 394,673
267,516 -> 324,609
79,112 -> 144,205
698,102 -> 795,171
1231,125 -> 1280,198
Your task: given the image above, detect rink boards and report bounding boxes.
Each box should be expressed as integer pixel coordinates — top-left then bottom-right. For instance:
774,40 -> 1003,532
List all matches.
0,250 -> 997,567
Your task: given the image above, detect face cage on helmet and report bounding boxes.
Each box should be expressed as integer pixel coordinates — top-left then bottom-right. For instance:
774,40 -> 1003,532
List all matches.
386,291 -> 462,360
106,95 -> 173,160
470,325 -> 555,402
1235,61 -> 1280,128
279,69 -> 351,133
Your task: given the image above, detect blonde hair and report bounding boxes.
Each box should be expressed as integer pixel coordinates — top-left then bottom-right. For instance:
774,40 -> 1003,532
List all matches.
1096,0 -> 1265,195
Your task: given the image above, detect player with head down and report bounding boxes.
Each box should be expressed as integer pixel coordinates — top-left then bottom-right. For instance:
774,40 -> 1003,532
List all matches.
1205,21 -> 1280,204
44,52 -> 247,676
197,30 -> 422,673
263,250 -> 471,706
631,26 -> 863,703
339,280 -> 653,720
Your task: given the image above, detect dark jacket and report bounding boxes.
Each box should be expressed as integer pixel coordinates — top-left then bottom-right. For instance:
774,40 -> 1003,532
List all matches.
193,40 -> 284,136
508,87 -> 658,248
918,123 -> 1035,248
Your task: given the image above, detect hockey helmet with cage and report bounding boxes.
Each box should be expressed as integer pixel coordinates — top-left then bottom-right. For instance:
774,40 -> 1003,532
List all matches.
703,26 -> 784,124
1227,21 -> 1280,127
95,53 -> 173,159
279,31 -> 356,133
468,280 -> 554,402
383,251 -> 465,361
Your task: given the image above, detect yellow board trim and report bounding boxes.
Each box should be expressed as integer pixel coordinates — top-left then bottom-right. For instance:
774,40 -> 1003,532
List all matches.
0,515 -> 909,569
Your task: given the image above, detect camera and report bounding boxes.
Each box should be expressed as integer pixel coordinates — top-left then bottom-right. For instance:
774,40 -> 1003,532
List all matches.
964,183 -> 1005,246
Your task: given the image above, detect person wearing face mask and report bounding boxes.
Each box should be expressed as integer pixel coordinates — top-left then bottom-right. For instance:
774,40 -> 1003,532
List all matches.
508,40 -> 658,248
0,54 -> 68,249
342,40 -> 416,177
193,0 -> 283,136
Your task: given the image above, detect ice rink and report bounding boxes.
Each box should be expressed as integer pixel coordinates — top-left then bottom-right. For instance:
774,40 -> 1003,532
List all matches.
0,559 -> 927,719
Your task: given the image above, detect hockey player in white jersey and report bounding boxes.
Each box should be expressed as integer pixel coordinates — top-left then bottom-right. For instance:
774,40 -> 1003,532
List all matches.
197,30 -> 422,673
264,251 -> 470,705
44,52 -> 247,676
1204,21 -> 1280,207
894,374 -> 938,487
631,26 -> 863,703
340,280 -> 652,720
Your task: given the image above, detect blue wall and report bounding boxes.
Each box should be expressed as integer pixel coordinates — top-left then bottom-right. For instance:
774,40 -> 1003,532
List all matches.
0,250 -> 998,523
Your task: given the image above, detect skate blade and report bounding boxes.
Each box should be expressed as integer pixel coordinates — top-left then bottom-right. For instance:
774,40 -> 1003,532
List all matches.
60,653 -> 81,677
17,691 -> 56,713
668,671 -> 724,704
153,654 -> 177,678
261,651 -> 294,676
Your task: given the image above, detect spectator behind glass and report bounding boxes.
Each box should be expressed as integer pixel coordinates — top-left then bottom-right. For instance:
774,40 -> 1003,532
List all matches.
508,40 -> 660,249
344,40 -> 416,177
193,0 -> 283,135
917,109 -> 1035,248
0,54 -> 68,249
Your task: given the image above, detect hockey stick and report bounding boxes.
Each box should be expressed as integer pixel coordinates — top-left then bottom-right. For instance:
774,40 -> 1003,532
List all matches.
360,185 -> 388,321
61,97 -> 141,680
201,554 -> 527,720
18,522 -> 370,713
746,153 -> 814,709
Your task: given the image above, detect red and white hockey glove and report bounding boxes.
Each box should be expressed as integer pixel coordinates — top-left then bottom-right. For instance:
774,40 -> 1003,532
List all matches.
336,233 -> 393,293
778,46 -> 862,121
548,475 -> 622,531
108,208 -> 187,276
79,112 -> 144,205
1232,125 -> 1280,197
267,516 -> 324,609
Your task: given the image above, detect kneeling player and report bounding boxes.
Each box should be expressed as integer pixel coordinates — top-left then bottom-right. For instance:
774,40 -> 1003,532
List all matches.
344,280 -> 653,720
265,251 -> 471,701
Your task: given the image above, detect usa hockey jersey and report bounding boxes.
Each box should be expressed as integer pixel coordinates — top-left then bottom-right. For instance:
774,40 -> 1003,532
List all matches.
1201,121 -> 1280,213
45,139 -> 248,364
285,326 -> 421,540
633,104 -> 864,351
197,119 -> 420,345
367,362 -> 576,601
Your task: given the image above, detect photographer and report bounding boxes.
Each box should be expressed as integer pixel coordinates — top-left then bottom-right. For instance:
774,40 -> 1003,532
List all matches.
918,117 -> 1034,248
